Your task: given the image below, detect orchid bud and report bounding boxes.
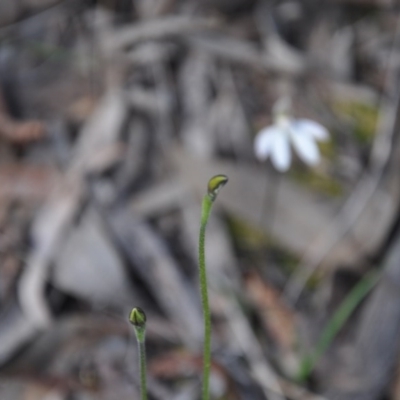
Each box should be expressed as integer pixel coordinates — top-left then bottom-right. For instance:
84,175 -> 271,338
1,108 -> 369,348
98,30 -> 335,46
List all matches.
207,175 -> 228,202
129,307 -> 146,328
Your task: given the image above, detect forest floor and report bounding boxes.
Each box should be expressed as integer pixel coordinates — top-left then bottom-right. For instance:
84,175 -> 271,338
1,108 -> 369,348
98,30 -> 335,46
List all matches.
0,1 -> 399,399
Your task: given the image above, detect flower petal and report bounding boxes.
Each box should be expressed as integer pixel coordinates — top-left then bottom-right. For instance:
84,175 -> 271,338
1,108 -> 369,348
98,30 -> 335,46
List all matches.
254,126 -> 281,161
271,131 -> 291,171
290,128 -> 320,166
293,119 -> 329,141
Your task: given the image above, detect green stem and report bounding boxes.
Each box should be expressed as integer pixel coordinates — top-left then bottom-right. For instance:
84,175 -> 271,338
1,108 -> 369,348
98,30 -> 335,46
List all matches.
197,174 -> 228,400
296,270 -> 379,382
138,338 -> 147,400
199,195 -> 213,400
129,308 -> 148,400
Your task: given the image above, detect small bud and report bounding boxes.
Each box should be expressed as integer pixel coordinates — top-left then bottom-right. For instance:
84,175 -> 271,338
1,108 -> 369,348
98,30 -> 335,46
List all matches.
207,175 -> 228,201
129,307 -> 146,328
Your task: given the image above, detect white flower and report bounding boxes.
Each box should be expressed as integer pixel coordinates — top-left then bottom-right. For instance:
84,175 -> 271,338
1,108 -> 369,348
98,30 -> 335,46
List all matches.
254,114 -> 329,172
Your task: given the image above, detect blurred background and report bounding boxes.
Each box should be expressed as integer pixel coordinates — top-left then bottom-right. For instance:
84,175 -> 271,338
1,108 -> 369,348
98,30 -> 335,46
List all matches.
0,0 -> 399,399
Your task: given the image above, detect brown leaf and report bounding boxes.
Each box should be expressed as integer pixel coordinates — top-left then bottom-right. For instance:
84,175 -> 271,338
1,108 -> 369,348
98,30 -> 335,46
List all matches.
0,165 -> 57,201
244,271 -> 297,351
149,350 -> 238,399
0,116 -> 46,144
0,88 -> 46,144
149,350 -> 201,379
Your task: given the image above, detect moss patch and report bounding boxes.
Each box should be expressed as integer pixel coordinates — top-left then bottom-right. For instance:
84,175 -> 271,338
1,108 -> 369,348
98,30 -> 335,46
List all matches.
226,215 -> 300,274
289,168 -> 343,197
333,100 -> 379,144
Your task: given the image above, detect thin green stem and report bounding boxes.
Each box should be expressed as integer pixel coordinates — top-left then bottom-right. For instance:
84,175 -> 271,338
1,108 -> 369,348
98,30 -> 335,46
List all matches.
296,270 -> 379,382
129,308 -> 148,400
198,175 -> 228,400
199,195 -> 213,400
138,339 -> 148,400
